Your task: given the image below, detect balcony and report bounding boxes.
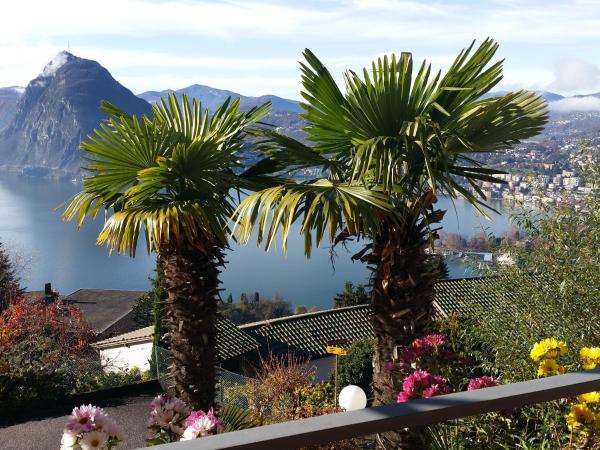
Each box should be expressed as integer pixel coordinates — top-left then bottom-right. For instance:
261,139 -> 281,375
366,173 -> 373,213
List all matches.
140,368 -> 600,449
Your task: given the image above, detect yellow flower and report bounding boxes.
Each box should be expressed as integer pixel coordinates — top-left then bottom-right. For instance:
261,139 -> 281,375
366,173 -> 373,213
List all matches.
579,391 -> 600,404
567,403 -> 595,431
530,338 -> 568,362
579,347 -> 600,370
537,359 -> 560,377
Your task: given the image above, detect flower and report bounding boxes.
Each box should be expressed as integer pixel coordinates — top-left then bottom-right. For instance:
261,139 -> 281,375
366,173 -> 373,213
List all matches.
65,404 -> 99,434
530,338 -> 567,362
60,431 -> 77,450
148,394 -> 191,436
79,430 -> 108,450
578,391 -> 600,404
62,404 -> 122,449
579,347 -> 600,370
467,376 -> 499,391
422,384 -> 451,398
396,370 -> 451,402
397,334 -> 448,364
180,408 -> 223,441
537,358 -> 564,377
567,403 -> 596,431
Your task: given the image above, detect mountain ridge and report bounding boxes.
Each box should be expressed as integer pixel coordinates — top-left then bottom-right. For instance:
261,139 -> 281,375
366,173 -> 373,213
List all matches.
2,52 -> 600,175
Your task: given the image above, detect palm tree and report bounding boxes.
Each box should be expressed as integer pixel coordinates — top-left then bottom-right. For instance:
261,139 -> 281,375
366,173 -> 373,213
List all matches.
63,94 -> 274,409
232,39 -> 547,446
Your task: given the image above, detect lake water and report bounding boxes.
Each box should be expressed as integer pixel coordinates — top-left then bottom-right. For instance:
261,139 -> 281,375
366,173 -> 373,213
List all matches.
0,175 -> 513,309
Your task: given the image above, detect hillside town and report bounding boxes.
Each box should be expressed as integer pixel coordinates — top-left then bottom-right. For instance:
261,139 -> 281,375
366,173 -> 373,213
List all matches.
474,134 -> 600,207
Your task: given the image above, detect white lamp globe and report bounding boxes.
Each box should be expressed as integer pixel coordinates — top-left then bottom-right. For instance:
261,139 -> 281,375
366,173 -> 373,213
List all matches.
338,385 -> 367,411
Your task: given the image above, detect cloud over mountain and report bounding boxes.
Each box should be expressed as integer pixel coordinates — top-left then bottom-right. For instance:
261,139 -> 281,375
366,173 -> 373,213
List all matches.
548,96 -> 600,112
551,57 -> 600,93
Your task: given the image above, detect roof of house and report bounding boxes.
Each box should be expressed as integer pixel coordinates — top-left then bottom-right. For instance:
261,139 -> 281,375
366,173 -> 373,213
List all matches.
432,276 -> 511,318
237,276 -> 516,358
65,289 -> 146,334
239,304 -> 373,358
93,315 -> 259,362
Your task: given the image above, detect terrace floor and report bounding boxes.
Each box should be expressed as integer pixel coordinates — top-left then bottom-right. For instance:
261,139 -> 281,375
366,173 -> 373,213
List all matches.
0,383 -> 161,450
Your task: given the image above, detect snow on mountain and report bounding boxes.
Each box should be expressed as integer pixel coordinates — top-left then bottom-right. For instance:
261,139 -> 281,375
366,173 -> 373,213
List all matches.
41,51 -> 73,78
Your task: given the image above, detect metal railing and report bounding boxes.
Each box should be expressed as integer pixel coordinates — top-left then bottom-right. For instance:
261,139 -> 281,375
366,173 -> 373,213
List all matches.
144,368 -> 600,450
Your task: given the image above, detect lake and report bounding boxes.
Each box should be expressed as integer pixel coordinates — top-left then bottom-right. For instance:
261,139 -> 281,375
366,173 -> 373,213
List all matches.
0,175 -> 513,309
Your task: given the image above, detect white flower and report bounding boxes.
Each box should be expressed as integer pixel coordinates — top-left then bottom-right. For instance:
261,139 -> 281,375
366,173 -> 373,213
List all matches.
60,431 -> 78,450
79,430 -> 108,450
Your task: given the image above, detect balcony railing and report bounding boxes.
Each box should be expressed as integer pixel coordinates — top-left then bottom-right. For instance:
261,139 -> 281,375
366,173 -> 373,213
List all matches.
145,368 -> 600,450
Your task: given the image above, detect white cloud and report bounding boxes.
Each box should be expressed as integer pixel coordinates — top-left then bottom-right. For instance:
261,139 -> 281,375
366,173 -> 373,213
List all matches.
551,57 -> 600,93
549,97 -> 600,112
2,0 -> 600,97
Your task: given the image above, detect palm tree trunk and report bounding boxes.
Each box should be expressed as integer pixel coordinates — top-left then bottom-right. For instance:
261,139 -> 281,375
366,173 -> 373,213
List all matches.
158,237 -> 225,410
360,193 -> 444,449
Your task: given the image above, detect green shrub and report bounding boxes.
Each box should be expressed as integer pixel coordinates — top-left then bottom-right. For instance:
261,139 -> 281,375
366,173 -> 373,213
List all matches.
74,366 -> 152,393
330,337 -> 374,398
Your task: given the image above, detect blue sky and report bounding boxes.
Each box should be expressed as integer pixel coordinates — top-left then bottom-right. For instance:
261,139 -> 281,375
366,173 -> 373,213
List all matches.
2,0 -> 600,99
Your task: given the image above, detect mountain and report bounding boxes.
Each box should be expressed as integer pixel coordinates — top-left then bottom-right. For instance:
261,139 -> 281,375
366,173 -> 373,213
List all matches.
0,87 -> 24,131
484,90 -> 564,103
0,52 -> 151,174
138,84 -> 305,141
138,84 -> 303,114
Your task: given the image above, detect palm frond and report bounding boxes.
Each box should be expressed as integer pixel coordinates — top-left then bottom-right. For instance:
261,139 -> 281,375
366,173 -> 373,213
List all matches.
231,180 -> 394,256
63,93 -> 273,256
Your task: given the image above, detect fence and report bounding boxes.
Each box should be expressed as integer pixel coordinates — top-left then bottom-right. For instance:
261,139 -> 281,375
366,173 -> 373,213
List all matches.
154,346 -> 249,410
141,368 -> 600,450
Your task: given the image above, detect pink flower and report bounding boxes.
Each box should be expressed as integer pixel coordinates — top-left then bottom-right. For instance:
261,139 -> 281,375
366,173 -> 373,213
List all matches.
423,333 -> 446,348
422,384 -> 451,398
65,405 -> 100,434
467,376 -> 499,391
180,408 -> 223,441
398,333 -> 449,364
62,404 -> 122,449
397,370 -> 451,402
147,394 -> 191,435
396,391 -> 411,403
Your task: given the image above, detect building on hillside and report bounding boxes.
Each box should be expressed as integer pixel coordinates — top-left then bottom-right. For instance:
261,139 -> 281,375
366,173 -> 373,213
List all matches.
93,315 -> 258,374
239,305 -> 373,380
65,289 -> 146,338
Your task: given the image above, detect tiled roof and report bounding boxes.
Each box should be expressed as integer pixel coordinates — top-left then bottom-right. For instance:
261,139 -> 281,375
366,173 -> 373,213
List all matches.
93,316 -> 259,362
239,305 -> 373,358
432,274 -> 548,318
240,276 -> 530,358
92,276 -> 525,362
432,276 -> 512,318
65,289 -> 146,333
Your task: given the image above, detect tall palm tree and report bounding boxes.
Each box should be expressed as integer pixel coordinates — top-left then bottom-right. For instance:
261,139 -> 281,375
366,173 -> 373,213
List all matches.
63,94 -> 274,409
232,39 -> 547,447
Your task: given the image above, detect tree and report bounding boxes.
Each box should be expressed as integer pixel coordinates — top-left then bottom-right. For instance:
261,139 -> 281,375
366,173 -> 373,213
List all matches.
294,305 -> 308,315
424,255 -> 449,280
219,294 -> 293,324
62,94 -> 275,409
0,241 -> 23,311
331,337 -> 375,398
470,142 -> 600,381
467,233 -> 491,251
131,292 -> 153,327
0,296 -> 95,406
444,233 -> 468,250
232,39 -> 547,446
149,262 -> 168,375
333,281 -> 370,308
